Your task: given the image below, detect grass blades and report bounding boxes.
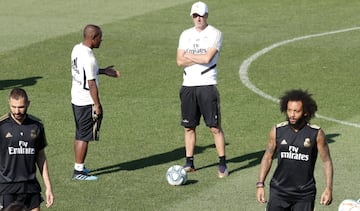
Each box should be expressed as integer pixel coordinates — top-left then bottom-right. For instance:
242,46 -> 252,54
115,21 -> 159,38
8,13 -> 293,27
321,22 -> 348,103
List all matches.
1,0 -> 360,210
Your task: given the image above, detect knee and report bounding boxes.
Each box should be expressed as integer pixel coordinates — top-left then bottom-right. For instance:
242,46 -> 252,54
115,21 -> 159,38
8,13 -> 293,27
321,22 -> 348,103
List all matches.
210,127 -> 222,135
184,127 -> 196,133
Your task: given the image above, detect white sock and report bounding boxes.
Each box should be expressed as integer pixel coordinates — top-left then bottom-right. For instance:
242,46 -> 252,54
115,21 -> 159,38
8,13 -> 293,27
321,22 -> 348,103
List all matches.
74,163 -> 84,171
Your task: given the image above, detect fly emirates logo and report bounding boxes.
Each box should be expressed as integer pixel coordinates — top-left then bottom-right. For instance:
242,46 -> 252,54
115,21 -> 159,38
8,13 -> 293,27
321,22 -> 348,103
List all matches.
8,141 -> 35,155
280,145 -> 309,161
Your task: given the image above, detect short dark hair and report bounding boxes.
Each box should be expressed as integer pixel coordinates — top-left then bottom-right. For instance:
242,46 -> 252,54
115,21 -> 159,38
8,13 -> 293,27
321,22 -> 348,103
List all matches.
83,24 -> 102,39
9,87 -> 29,102
279,89 -> 317,122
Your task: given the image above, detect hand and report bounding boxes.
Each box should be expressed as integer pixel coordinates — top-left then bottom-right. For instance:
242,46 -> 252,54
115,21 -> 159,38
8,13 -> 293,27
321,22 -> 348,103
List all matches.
256,188 -> 267,204
94,104 -> 103,116
320,187 -> 332,206
45,188 -> 54,208
104,65 -> 120,78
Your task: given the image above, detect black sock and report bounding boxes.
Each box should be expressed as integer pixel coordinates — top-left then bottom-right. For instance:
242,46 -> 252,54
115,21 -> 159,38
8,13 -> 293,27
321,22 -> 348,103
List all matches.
186,156 -> 194,166
74,170 -> 84,175
219,156 -> 226,167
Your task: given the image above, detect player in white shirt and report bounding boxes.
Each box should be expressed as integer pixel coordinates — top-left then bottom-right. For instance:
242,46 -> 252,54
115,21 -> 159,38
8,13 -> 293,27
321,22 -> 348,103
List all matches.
71,42 -> 99,106
176,1 -> 228,178
71,24 -> 120,181
178,23 -> 222,87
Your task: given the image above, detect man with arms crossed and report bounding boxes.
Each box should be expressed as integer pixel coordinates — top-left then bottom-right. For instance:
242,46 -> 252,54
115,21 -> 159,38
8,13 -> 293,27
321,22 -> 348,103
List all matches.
71,24 -> 120,181
256,89 -> 333,211
0,88 -> 54,210
177,1 -> 228,178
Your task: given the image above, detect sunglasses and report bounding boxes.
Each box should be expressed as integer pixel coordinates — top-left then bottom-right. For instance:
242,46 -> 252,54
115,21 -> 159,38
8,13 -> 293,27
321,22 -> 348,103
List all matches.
192,14 -> 205,18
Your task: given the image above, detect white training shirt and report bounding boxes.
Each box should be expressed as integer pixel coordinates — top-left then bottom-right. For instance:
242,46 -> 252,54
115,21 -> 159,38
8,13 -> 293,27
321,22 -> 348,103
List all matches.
178,24 -> 222,86
71,43 -> 99,106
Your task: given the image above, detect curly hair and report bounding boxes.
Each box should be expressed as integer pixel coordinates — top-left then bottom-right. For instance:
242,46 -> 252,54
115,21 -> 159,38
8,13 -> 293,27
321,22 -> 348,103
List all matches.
279,89 -> 317,122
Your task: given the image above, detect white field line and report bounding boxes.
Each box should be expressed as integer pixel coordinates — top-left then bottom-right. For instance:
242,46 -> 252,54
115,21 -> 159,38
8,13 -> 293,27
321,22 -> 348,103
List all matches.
239,26 -> 360,128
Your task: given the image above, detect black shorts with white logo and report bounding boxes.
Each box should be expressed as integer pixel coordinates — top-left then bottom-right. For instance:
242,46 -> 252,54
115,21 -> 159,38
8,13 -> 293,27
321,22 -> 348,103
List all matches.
72,104 -> 102,141
180,85 -> 221,128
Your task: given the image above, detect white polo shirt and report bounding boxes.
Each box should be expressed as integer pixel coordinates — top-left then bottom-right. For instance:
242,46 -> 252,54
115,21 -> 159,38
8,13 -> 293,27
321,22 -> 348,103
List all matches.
178,24 -> 222,86
71,43 -> 99,106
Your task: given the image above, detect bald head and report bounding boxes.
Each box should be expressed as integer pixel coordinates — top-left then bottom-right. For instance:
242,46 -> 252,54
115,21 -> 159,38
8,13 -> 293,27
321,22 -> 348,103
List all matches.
82,24 -> 103,49
83,24 -> 102,39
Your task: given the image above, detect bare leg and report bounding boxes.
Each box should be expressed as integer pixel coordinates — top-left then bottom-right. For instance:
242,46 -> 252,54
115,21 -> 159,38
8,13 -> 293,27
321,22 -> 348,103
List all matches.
74,140 -> 88,164
72,140 -> 98,180
210,127 -> 225,157
184,127 -> 196,157
211,127 -> 228,177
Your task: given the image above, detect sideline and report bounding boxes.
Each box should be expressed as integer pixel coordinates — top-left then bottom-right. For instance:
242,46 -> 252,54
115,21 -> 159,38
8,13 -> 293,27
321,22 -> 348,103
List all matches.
239,26 -> 360,128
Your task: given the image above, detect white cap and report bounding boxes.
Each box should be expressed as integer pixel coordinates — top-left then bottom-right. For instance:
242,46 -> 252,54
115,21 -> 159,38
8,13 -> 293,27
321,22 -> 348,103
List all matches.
190,1 -> 208,16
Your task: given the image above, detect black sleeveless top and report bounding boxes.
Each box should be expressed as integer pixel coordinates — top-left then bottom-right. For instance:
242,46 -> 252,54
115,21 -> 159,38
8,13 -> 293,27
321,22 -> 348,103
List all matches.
270,121 -> 319,201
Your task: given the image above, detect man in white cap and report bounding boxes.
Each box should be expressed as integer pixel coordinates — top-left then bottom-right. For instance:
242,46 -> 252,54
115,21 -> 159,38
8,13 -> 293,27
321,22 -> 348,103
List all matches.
176,1 -> 228,178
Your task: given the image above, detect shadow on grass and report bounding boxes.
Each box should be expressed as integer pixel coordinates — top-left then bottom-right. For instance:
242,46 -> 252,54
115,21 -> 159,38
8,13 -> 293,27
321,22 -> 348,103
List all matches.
91,133 -> 339,176
201,133 -> 339,175
195,150 -> 265,174
91,143 -> 216,176
326,133 -> 338,144
0,76 -> 42,90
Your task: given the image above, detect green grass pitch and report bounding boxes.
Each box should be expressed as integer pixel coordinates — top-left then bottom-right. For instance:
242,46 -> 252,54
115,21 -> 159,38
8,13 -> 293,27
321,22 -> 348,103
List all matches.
1,0 -> 360,210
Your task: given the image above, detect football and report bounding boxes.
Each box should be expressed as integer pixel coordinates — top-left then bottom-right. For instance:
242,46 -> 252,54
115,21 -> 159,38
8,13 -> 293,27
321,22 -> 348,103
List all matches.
166,165 -> 187,186
338,199 -> 360,211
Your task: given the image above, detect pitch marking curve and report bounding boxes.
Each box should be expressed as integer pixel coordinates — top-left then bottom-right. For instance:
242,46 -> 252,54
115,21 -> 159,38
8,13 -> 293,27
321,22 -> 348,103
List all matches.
239,26 -> 360,128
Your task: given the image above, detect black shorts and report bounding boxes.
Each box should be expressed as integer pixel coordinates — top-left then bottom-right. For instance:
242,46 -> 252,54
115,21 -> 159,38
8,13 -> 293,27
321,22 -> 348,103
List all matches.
0,193 -> 43,210
72,104 -> 103,141
266,197 -> 314,211
179,85 -> 221,128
